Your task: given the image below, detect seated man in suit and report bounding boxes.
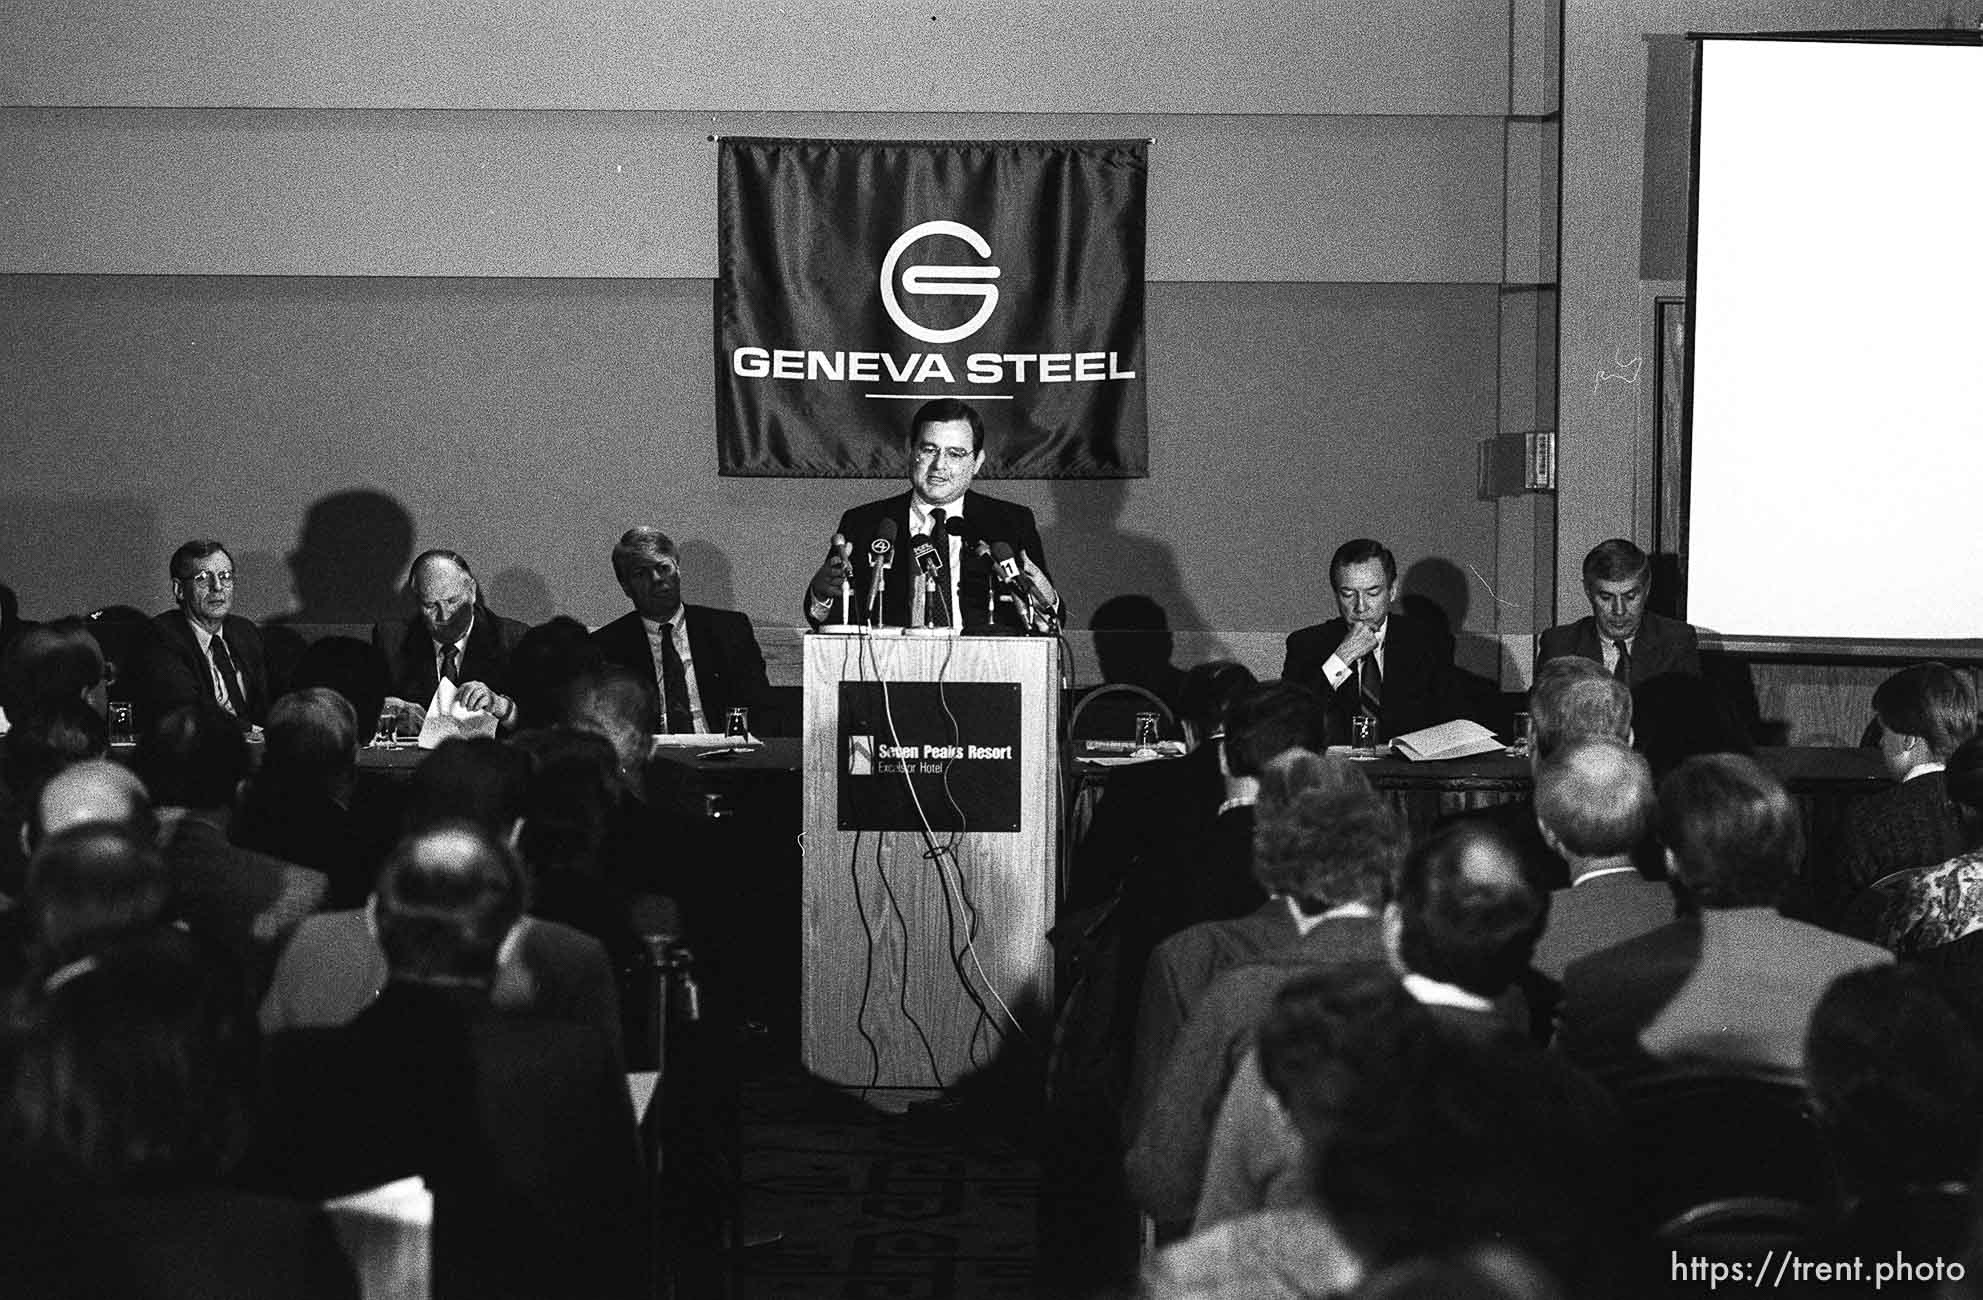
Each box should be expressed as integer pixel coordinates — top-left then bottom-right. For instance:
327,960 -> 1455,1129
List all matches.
1528,736 -> 1670,983
131,539 -> 269,729
246,820 -> 645,1300
1536,537 -> 1701,686
1835,661 -> 1977,897
1282,538 -> 1461,742
1556,753 -> 1891,1092
373,549 -> 529,732
804,397 -> 1061,631
592,526 -> 772,735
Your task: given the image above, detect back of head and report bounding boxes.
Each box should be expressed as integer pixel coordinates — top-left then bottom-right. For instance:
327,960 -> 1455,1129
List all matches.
1252,748 -> 1402,911
4,697 -> 109,810
1873,662 -> 1979,760
1805,964 -> 1983,1192
1657,753 -> 1801,909
3,925 -> 255,1191
1222,680 -> 1327,778
0,617 -> 106,720
506,616 -> 607,732
261,687 -> 357,791
26,822 -> 171,963
1947,736 -> 1983,849
374,820 -> 523,985
1176,659 -> 1257,743
402,737 -> 529,839
1257,961 -> 1419,1134
32,758 -> 150,845
1528,658 -> 1631,760
560,664 -> 655,777
515,727 -> 620,877
133,704 -> 246,811
288,635 -> 390,737
1395,820 -> 1546,997
1533,735 -> 1655,860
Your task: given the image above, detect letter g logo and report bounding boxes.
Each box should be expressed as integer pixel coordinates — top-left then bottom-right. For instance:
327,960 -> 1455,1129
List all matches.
879,221 -> 1002,345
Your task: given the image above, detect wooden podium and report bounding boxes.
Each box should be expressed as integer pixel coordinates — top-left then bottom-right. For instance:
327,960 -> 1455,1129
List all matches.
800,632 -> 1060,1099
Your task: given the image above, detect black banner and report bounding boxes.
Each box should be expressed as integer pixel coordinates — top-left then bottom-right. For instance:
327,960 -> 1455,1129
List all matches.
716,138 -> 1147,479
836,681 -> 1023,832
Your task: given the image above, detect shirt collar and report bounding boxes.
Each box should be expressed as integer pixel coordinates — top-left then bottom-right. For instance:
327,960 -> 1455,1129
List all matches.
1571,864 -> 1642,887
1402,971 -> 1495,1013
910,495 -> 967,534
1286,897 -> 1378,936
1217,793 -> 1257,817
184,612 -> 219,651
642,606 -> 685,634
1902,760 -> 1946,783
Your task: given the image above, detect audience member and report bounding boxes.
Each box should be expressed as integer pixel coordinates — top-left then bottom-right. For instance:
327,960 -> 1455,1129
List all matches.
0,925 -> 359,1299
1528,737 -> 1668,982
593,526 -> 773,735
130,540 -> 270,729
135,704 -> 327,992
1803,965 -> 1983,1270
0,617 -> 109,726
4,821 -> 170,996
236,688 -> 381,908
1283,538 -> 1463,742
31,758 -> 150,844
262,736 -> 622,1062
1535,538 -> 1700,686
1125,749 -> 1402,1225
1835,662 -> 1977,896
286,634 -> 391,742
1557,754 -> 1891,1090
373,549 -> 529,731
0,698 -> 110,900
511,726 -> 646,981
1869,737 -> 1983,971
503,616 -> 605,733
246,821 -> 645,1300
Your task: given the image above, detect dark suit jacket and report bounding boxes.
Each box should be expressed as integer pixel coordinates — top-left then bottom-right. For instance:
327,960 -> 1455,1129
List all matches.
1281,611 -> 1460,741
1836,770 -> 1965,896
592,604 -> 774,734
1072,744 -> 1224,908
1554,915 -> 1701,1094
371,606 -> 530,707
1125,913 -> 1387,1221
1536,610 -> 1702,685
809,489 -> 1053,630
158,812 -> 327,995
1531,871 -> 1677,983
247,984 -> 645,1300
133,610 -> 271,726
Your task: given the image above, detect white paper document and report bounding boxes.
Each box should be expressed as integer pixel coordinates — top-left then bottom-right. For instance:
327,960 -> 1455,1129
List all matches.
1389,719 -> 1505,763
416,677 -> 499,749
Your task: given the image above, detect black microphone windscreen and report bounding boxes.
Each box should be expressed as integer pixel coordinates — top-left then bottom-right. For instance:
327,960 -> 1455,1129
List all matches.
990,540 -> 1016,563
876,517 -> 900,544
945,516 -> 968,542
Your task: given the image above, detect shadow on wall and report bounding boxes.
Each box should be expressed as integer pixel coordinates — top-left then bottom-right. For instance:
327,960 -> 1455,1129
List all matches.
1089,594 -> 1184,712
269,489 -> 416,627
1401,555 -> 1512,721
0,496 -> 159,620
487,569 -> 555,626
1040,479 -> 1226,661
677,540 -> 738,615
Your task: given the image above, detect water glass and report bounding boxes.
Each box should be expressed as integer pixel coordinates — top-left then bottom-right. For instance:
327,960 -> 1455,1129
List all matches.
373,704 -> 401,748
1350,712 -> 1379,755
108,702 -> 135,745
1133,711 -> 1161,749
1509,711 -> 1534,757
725,707 -> 751,739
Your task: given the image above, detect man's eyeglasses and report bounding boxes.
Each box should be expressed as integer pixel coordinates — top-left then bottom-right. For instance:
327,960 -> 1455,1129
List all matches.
914,446 -> 975,465
183,571 -> 234,590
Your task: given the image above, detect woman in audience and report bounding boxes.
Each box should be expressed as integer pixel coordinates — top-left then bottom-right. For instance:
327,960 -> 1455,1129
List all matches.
1803,963 -> 1982,1273
1871,736 -> 1983,957
0,925 -> 358,1298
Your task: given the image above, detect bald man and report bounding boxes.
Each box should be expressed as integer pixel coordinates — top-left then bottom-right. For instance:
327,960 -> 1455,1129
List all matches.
1528,737 -> 1671,982
33,758 -> 151,844
372,549 -> 530,731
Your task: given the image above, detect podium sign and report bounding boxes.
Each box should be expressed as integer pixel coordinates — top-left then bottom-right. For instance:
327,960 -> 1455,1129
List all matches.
837,682 -> 1022,831
802,634 -> 1060,1099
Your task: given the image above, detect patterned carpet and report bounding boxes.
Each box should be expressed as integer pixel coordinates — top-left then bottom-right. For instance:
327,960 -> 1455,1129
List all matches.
734,1062 -> 1043,1299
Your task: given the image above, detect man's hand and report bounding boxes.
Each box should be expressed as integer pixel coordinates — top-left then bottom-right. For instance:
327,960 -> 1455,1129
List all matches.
1017,550 -> 1058,612
454,680 -> 508,720
809,533 -> 853,604
1336,621 -> 1381,666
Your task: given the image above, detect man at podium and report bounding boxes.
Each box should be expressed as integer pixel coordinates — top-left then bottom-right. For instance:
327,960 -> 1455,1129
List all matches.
803,399 -> 1062,632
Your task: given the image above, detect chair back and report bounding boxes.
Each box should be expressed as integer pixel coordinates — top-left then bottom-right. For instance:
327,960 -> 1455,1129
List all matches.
1068,683 -> 1181,751
1620,1072 -> 1829,1227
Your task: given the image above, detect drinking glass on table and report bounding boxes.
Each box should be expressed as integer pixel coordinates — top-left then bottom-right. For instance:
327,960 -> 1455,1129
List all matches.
725,707 -> 751,739
1132,711 -> 1161,750
1508,711 -> 1534,758
373,703 -> 402,748
108,702 -> 136,745
1351,712 -> 1379,756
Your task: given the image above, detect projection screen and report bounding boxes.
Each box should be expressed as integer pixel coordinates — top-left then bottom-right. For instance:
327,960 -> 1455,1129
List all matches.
1686,35 -> 1983,648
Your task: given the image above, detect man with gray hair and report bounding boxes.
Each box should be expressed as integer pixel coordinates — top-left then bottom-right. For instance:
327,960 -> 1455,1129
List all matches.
373,549 -> 529,731
592,526 -> 772,735
1528,736 -> 1669,981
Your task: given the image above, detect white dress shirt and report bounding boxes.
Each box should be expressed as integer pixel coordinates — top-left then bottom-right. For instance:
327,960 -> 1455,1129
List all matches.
643,609 -> 709,732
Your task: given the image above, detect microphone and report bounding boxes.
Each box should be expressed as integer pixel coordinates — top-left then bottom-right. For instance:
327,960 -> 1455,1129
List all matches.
944,516 -> 969,548
989,540 -> 1045,607
911,534 -> 943,580
863,517 -> 898,620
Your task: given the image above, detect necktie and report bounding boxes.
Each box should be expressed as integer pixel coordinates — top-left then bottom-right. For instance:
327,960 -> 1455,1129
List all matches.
928,507 -> 951,627
209,635 -> 247,716
1358,651 -> 1383,720
440,642 -> 460,684
660,623 -> 694,733
1613,638 -> 1633,685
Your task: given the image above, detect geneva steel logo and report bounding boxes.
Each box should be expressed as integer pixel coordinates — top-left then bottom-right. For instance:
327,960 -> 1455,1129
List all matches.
730,219 -> 1135,392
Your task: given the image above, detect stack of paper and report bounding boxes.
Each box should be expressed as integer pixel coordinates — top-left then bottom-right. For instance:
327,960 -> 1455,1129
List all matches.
416,678 -> 499,749
1390,719 -> 1506,762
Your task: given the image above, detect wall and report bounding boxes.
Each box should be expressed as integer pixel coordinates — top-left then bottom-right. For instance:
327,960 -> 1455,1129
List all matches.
1555,0 -> 1963,739
2,1 -> 1558,686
